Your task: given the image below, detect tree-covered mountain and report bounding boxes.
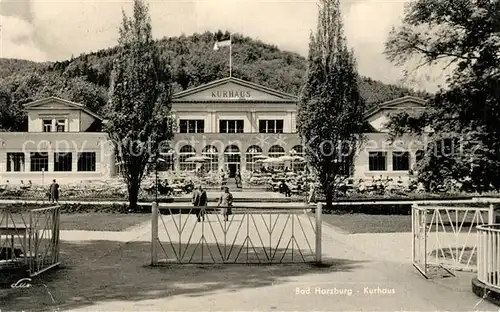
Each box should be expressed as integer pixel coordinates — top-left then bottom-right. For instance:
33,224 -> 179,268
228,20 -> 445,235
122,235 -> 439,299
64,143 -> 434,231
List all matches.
0,31 -> 430,131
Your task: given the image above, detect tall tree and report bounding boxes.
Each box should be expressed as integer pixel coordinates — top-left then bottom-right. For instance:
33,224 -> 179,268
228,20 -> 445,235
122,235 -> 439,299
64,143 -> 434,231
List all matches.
297,0 -> 365,210
105,0 -> 175,209
385,0 -> 500,192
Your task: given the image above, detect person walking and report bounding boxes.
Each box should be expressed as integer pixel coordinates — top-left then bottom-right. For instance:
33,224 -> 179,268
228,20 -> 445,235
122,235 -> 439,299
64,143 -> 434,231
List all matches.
192,185 -> 207,222
235,169 -> 242,188
50,179 -> 59,204
307,182 -> 316,204
217,187 -> 233,221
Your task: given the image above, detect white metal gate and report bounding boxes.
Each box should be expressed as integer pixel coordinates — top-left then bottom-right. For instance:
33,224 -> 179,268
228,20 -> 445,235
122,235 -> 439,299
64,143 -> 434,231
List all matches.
0,205 -> 61,276
412,202 -> 493,278
151,204 -> 322,264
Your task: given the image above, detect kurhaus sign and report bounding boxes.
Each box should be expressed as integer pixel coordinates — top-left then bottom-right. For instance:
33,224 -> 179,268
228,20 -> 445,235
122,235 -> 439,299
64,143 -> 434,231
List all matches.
212,90 -> 251,98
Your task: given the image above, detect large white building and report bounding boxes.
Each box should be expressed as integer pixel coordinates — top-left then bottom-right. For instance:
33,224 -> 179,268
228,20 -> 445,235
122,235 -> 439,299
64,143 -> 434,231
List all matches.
0,77 -> 428,184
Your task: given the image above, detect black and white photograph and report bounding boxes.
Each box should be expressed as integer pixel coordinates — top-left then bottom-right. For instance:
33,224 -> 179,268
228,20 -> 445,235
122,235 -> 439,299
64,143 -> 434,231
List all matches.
0,0 -> 499,310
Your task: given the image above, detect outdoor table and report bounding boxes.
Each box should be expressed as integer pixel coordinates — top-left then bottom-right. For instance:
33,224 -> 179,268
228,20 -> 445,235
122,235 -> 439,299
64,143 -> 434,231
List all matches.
0,226 -> 28,264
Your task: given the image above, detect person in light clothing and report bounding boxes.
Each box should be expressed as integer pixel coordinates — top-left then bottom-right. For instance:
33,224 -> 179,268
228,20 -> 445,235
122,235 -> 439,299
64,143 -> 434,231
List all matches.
217,187 -> 233,221
307,182 -> 316,204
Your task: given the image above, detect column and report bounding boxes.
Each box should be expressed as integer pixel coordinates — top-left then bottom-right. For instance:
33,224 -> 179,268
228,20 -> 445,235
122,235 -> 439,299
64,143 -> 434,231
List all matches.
211,111 -> 217,133
71,151 -> 78,172
386,151 -> 392,173
207,110 -> 216,133
250,111 -> 256,133
48,150 -> 54,172
24,152 -> 31,172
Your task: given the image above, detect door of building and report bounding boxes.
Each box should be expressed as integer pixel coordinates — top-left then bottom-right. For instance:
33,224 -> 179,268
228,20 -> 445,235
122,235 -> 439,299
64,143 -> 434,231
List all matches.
228,164 -> 237,178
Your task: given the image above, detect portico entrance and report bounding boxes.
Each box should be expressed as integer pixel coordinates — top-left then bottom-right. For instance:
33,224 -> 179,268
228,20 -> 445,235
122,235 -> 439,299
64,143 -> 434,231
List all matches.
224,145 -> 241,178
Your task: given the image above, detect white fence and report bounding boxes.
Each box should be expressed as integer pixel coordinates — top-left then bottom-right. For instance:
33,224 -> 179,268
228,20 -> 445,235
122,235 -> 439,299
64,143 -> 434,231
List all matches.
412,200 -> 496,278
477,224 -> 500,291
151,203 -> 322,264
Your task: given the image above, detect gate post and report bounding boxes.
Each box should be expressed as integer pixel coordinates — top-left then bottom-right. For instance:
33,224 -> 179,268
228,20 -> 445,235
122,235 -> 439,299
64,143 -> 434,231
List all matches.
488,204 -> 495,225
316,203 -> 322,264
151,202 -> 159,266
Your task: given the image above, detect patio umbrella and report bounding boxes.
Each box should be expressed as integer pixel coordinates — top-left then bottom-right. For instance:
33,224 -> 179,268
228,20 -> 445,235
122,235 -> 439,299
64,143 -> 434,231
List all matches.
262,157 -> 283,163
185,156 -> 210,163
278,155 -> 294,162
253,154 -> 268,160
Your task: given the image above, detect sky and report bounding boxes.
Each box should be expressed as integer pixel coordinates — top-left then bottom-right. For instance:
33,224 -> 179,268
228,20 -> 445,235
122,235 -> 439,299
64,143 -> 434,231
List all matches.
0,0 -> 448,92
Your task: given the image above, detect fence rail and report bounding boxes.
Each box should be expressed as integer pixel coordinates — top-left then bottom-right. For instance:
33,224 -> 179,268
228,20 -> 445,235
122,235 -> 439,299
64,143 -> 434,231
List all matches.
151,204 -> 322,265
477,224 -> 500,291
0,205 -> 60,276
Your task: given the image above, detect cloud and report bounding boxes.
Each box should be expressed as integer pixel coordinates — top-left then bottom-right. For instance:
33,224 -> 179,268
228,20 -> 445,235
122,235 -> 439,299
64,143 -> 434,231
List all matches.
0,14 -> 47,61
0,0 -> 33,23
0,0 -> 448,91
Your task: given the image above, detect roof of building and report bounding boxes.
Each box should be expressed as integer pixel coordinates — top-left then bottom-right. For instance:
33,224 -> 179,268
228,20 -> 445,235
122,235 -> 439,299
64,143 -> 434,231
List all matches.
363,96 -> 427,120
172,76 -> 298,101
23,97 -> 103,121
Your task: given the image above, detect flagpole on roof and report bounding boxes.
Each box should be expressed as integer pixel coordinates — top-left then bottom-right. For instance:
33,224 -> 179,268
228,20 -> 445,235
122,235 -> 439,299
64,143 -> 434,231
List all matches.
229,33 -> 232,78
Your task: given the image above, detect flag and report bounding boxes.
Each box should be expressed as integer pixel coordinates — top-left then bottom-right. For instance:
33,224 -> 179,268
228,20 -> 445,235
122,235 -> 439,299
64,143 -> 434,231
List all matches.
213,39 -> 231,51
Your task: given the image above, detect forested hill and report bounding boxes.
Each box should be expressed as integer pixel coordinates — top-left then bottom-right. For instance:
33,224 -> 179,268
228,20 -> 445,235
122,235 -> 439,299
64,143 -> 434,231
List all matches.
0,31 -> 429,131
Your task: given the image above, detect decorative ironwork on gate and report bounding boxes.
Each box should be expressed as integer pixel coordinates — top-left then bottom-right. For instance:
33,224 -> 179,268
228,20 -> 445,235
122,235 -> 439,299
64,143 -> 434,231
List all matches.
151,205 -> 318,264
0,205 -> 61,276
412,202 -> 493,278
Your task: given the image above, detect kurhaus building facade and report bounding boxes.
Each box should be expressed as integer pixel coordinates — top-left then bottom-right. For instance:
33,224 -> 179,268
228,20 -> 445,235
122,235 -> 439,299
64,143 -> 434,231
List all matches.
0,77 -> 427,184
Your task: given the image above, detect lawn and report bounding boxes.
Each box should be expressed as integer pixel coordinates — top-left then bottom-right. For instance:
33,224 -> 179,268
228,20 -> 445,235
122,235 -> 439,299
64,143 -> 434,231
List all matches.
321,214 -> 412,234
59,213 -> 151,231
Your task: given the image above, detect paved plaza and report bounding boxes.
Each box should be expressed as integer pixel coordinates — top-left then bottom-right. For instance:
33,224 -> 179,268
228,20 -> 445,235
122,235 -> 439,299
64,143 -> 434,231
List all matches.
1,207 -> 497,312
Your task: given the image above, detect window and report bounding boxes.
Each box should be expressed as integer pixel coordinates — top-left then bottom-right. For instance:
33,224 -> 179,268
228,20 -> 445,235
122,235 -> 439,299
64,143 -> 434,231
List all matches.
56,120 -> 66,132
202,145 -> 219,172
392,151 -> 410,171
157,147 -> 174,171
30,152 -> 48,172
179,145 -> 196,171
290,145 -> 305,171
43,120 -> 52,132
268,145 -> 285,170
224,145 -> 241,164
369,152 -> 387,171
54,152 -> 72,172
246,145 -> 263,172
6,153 -> 25,172
179,119 -> 204,133
259,120 -> 284,133
77,152 -> 96,171
219,120 -> 244,133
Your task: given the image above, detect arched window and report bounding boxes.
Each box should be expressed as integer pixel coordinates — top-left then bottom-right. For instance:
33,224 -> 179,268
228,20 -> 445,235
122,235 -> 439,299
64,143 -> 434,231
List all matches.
158,145 -> 174,171
202,145 -> 219,172
268,145 -> 285,170
179,145 -> 196,171
268,145 -> 285,158
224,145 -> 241,164
291,145 -> 305,171
246,145 -> 262,172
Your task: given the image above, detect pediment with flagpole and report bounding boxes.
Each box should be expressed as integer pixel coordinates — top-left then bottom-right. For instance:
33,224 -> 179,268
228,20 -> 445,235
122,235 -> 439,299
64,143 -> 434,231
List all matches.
172,77 -> 298,103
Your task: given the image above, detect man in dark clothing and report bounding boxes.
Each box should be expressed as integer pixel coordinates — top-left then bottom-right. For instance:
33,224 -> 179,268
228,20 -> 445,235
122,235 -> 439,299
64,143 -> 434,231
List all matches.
50,179 -> 59,203
192,185 -> 208,222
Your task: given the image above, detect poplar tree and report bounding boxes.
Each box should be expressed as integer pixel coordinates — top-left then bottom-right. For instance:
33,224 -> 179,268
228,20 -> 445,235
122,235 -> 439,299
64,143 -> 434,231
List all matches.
297,0 -> 365,210
105,0 -> 175,210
